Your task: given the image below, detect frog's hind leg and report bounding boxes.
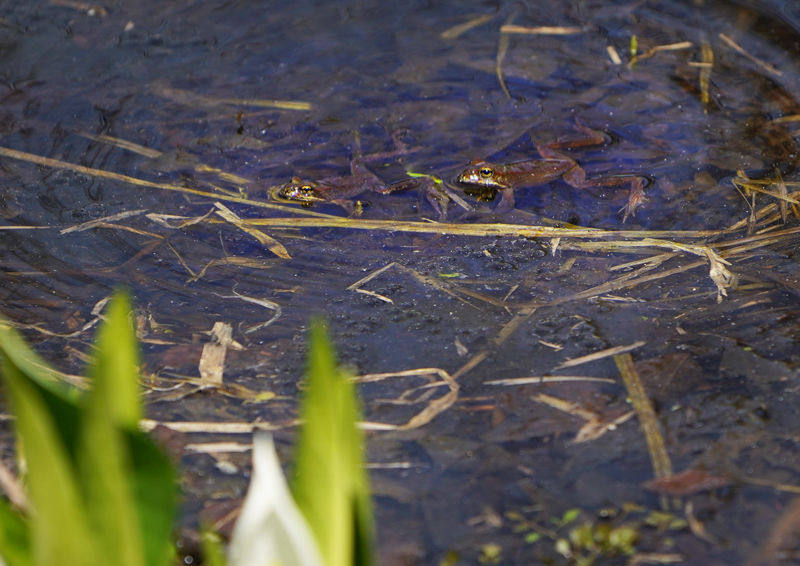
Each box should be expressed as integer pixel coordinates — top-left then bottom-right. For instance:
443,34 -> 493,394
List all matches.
537,119 -> 612,161
564,168 -> 647,222
387,177 -> 451,220
496,188 -> 516,213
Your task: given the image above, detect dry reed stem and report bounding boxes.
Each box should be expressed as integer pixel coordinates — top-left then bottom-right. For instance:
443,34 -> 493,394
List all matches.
615,353 -> 672,510
245,216 -> 725,239
214,202 -> 291,258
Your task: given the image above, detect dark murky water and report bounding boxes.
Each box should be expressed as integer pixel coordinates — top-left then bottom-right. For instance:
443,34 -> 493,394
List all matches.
2,0 -> 800,564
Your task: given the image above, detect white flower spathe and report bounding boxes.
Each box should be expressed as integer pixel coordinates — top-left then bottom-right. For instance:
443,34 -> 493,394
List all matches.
228,433 -> 325,566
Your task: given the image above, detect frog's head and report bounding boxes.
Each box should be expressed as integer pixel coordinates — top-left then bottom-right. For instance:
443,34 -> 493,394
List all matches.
457,158 -> 501,189
273,177 -> 327,204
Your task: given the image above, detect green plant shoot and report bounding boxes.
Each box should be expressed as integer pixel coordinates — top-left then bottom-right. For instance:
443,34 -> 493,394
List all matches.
0,291 -> 176,566
291,320 -> 375,566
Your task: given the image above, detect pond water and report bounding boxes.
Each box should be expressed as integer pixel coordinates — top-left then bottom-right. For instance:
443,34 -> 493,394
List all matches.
2,0 -> 800,564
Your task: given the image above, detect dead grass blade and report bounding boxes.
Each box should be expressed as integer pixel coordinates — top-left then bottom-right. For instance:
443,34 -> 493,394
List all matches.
216,291 -> 282,334
531,393 -> 634,444
628,41 -> 692,67
191,256 -> 276,283
746,496 -> 800,566
77,132 -> 162,158
719,33 -> 782,76
615,353 -> 672,509
704,247 -> 737,302
495,11 -> 518,98
147,210 -> 215,229
79,131 -> 254,185
606,45 -> 622,65
354,367 -> 459,431
699,39 -> 713,104
354,289 -> 393,303
59,209 -> 147,234
627,553 -> 684,566
500,25 -> 586,35
150,81 -> 312,110
347,262 -> 398,290
0,145 -> 336,218
395,264 -> 505,308
451,309 -> 537,382
49,0 -> 106,16
246,216 -> 725,239
139,419 -> 298,433
532,392 -> 598,422
199,322 -> 241,385
186,442 -> 253,454
775,169 -> 789,223
0,459 -> 29,512
555,341 -> 646,370
214,202 -> 291,258
739,476 -> 800,494
485,376 -> 616,385
441,13 -> 495,39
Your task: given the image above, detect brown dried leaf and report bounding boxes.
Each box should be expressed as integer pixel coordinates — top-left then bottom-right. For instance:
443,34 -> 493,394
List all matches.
643,469 -> 731,496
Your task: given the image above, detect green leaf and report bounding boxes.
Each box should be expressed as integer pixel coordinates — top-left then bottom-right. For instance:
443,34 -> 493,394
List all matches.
291,320 -> 374,566
0,294 -> 176,566
200,529 -> 228,566
126,431 -> 176,566
79,292 -> 173,566
0,332 -> 97,566
524,532 -> 541,544
562,508 -> 580,525
78,391 -> 146,566
89,291 -> 141,427
0,497 -> 33,566
0,322 -> 82,459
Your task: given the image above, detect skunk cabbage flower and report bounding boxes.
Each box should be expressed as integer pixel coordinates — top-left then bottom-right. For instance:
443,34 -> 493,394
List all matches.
228,434 -> 324,566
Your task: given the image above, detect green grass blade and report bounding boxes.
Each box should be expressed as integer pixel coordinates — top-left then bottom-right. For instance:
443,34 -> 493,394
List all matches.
0,341 -> 97,566
291,320 -> 374,566
0,498 -> 32,566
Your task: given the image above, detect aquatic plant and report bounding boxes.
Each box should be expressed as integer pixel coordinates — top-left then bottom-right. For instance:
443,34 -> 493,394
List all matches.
0,295 -> 373,566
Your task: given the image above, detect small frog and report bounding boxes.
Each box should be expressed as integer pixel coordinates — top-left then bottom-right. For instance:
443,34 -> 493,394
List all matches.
457,121 -> 646,221
272,158 -> 448,219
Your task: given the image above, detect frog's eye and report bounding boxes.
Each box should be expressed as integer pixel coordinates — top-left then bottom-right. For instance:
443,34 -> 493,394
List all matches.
300,185 -> 314,195
479,167 -> 494,179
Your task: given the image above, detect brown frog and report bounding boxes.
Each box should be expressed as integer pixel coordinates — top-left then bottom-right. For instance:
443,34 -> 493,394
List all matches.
457,121 -> 646,221
272,158 -> 448,219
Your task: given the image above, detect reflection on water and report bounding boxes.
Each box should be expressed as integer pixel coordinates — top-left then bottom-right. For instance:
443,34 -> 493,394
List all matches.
2,0 -> 800,563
